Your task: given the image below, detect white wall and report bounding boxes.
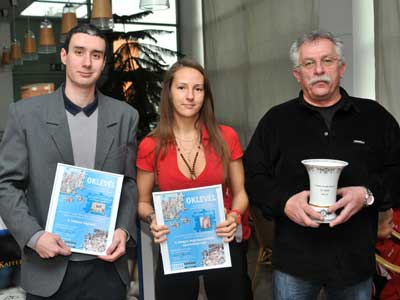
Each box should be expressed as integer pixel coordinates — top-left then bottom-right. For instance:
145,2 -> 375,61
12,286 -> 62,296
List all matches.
352,0 -> 375,100
318,0 -> 375,99
318,0 -> 354,95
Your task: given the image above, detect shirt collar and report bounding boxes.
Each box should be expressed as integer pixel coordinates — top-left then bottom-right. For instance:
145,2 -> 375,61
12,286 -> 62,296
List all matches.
62,84 -> 98,116
298,87 -> 359,113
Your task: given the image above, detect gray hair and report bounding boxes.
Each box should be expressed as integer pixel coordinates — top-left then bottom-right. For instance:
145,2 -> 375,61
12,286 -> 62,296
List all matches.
289,30 -> 345,68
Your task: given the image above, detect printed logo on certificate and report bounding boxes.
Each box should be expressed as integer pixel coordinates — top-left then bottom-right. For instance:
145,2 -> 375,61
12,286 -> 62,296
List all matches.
46,163 -> 123,256
153,185 -> 232,274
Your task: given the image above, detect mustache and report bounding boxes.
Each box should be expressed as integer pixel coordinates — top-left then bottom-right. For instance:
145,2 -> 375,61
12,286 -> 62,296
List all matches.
308,75 -> 332,85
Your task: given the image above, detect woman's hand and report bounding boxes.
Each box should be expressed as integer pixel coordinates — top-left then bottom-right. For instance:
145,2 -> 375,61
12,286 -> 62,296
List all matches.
149,218 -> 169,244
216,214 -> 237,242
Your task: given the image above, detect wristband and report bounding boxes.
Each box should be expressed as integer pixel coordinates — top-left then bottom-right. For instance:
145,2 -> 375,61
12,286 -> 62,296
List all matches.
229,209 -> 242,225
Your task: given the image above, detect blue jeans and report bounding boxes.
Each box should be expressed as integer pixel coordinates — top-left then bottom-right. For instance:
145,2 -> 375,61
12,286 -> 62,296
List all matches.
273,270 -> 372,300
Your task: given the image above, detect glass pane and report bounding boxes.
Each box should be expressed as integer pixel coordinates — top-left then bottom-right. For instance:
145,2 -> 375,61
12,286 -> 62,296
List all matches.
113,23 -> 177,66
21,2 -> 88,18
75,5 -> 89,18
35,0 -> 87,4
36,0 -> 87,2
111,0 -> 176,25
22,0 -> 176,23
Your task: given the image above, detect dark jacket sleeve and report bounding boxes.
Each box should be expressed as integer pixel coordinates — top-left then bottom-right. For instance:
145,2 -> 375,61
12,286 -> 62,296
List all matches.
243,111 -> 294,218
116,107 -> 139,244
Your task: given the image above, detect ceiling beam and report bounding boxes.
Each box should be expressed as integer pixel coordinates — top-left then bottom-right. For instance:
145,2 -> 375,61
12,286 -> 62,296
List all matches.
0,0 -> 35,15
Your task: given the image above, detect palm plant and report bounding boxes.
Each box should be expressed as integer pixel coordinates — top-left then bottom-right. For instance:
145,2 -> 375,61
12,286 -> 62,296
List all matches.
100,11 -> 178,140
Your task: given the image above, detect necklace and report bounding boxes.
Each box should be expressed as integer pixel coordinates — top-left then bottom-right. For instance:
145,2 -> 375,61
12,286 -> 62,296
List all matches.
175,133 -> 202,180
175,135 -> 195,142
176,139 -> 196,160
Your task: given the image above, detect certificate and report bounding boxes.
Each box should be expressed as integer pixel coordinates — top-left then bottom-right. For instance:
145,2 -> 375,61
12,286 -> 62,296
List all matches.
46,163 -> 123,256
153,184 -> 232,274
0,217 -> 8,236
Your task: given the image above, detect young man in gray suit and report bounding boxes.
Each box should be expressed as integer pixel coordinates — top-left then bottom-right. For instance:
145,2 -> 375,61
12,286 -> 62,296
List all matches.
0,23 -> 139,299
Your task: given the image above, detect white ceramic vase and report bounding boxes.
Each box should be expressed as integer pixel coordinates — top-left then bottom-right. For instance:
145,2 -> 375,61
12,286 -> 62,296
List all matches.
302,159 -> 348,223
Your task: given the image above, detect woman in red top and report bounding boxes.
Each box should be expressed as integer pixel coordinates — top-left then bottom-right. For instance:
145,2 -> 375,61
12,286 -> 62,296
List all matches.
375,208 -> 400,300
136,58 -> 252,300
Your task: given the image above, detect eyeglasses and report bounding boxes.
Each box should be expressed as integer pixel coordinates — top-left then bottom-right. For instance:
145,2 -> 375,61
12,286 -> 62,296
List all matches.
298,57 -> 341,70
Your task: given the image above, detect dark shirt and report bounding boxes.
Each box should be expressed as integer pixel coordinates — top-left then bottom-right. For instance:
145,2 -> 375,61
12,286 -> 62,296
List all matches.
62,85 -> 98,116
244,88 -> 400,287
304,97 -> 344,129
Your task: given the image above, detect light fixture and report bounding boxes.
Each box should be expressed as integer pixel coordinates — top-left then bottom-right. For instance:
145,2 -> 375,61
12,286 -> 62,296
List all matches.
91,0 -> 113,31
60,2 -> 78,44
139,0 -> 170,10
23,17 -> 38,61
23,30 -> 38,61
1,46 -> 11,66
38,17 -> 56,54
10,40 -> 23,65
10,0 -> 23,65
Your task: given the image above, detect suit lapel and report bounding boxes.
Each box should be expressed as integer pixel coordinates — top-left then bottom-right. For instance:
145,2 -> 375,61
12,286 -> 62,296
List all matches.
95,92 -> 117,170
46,87 -> 74,165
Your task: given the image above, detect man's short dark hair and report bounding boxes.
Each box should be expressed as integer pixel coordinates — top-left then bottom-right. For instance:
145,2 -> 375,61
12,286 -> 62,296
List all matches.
63,23 -> 108,58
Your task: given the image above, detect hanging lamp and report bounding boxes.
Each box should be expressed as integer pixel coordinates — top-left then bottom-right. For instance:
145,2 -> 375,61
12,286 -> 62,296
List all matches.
91,0 -> 113,31
10,2 -> 23,65
38,16 -> 56,54
139,0 -> 170,10
23,17 -> 38,61
1,46 -> 11,66
10,40 -> 23,65
60,2 -> 78,44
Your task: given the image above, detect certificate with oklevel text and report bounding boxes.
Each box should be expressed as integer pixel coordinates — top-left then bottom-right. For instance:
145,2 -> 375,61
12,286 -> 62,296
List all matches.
46,163 -> 123,256
153,185 -> 232,274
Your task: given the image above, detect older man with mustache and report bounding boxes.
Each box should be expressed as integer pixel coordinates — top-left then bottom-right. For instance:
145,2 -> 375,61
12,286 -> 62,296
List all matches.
244,31 -> 400,299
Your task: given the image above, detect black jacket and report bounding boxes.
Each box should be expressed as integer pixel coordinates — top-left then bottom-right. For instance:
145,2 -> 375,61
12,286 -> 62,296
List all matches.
244,88 -> 400,287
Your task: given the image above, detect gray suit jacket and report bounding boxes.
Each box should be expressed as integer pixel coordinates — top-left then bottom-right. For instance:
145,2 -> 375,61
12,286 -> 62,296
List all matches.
0,86 -> 139,297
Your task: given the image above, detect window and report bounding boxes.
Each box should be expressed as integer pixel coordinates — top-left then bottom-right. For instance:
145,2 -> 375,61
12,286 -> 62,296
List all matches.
21,1 -> 89,18
21,0 -> 178,65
